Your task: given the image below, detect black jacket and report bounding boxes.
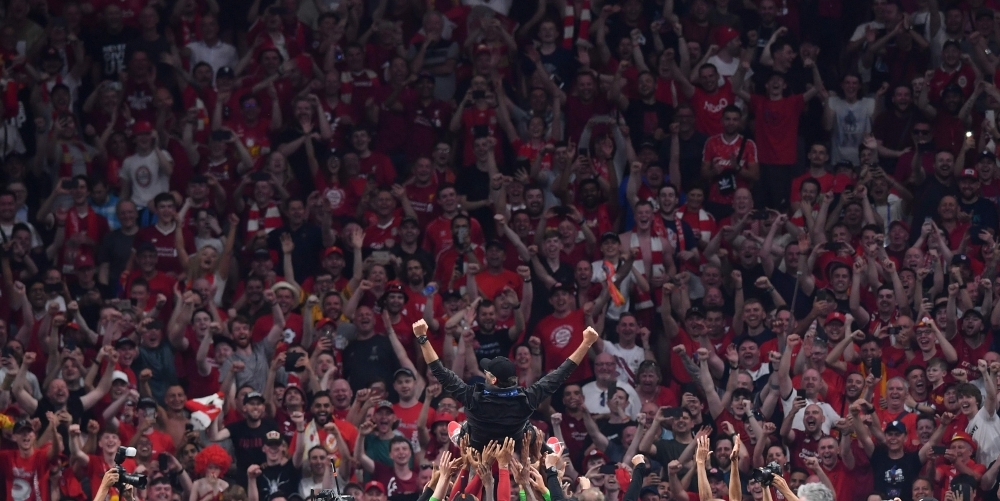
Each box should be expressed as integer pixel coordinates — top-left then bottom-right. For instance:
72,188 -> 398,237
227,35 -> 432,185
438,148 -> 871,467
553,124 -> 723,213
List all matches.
429,358 -> 579,448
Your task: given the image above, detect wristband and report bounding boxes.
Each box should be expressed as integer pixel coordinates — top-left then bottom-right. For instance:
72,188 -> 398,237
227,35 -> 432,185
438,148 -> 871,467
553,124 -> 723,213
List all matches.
519,489 -> 527,501
543,492 -> 552,501
431,497 -> 440,501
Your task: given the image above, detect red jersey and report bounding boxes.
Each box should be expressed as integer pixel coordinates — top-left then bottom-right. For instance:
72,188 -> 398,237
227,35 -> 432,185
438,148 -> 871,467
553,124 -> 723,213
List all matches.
954,334 -> 994,379
751,94 -> 805,165
821,461 -> 856,501
533,309 -> 593,383
791,171 -> 835,203
930,64 -> 976,103
936,460 -> 987,501
319,98 -> 357,152
460,107 -> 501,166
578,204 -> 614,241
405,182 -> 439,227
702,134 -> 758,205
0,447 -> 53,501
363,218 -> 401,250
475,269 -> 524,301
318,178 -> 366,219
134,224 -> 195,275
690,82 -> 736,136
358,152 -> 397,187
123,80 -> 156,122
405,98 -> 452,162
421,215 -> 485,260
251,312 -> 304,344
434,245 -> 486,288
512,138 -> 553,171
342,70 -> 382,108
66,207 -> 109,245
230,119 -> 272,162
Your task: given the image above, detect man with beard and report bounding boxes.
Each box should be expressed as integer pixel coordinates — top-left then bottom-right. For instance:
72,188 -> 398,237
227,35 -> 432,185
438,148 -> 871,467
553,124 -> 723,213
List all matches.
422,184 -> 485,259
946,306 -> 993,378
290,393 -> 357,480
955,168 -> 1000,230
236,275 -> 273,325
471,299 -> 520,362
701,106 -> 760,215
911,148 -> 964,227
393,223 -> 435,280
342,306 -> 400,391
622,72 -> 673,151
220,289 -> 286,393
638,406 -> 695,471
791,144 -> 835,204
249,430 -> 301,499
649,183 -> 699,267
777,335 -> 842,433
873,84 -> 922,169
207,391 -> 278,484
576,179 -> 615,238
475,241 -> 524,302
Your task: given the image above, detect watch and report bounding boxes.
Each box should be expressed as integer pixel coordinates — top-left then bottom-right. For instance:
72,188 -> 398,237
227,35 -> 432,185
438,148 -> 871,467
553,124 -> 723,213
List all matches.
416,335 -> 429,345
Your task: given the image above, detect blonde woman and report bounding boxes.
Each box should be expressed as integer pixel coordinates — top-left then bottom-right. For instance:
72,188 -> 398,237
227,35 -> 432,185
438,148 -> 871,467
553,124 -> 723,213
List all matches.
177,213 -> 239,305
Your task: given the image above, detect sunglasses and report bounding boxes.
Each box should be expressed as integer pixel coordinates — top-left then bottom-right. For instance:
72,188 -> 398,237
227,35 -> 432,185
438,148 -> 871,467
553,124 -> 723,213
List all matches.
912,129 -> 931,135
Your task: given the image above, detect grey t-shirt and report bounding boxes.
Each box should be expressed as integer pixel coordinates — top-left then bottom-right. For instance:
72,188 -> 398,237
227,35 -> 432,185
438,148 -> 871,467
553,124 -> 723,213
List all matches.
827,96 -> 875,166
220,341 -> 276,393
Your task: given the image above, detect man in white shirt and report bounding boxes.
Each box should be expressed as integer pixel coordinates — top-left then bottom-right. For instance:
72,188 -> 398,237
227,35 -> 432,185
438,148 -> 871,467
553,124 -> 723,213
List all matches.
582,353 -> 641,418
183,13 -> 237,82
592,313 -> 653,387
119,120 -> 173,211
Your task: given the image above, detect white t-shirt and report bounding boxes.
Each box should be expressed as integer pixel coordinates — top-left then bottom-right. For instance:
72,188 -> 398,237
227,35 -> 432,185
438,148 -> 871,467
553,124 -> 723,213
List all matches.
120,149 -> 172,208
967,406 -> 1000,465
828,96 -> 875,166
780,392 -> 841,435
706,55 -> 752,86
582,380 -> 641,418
591,260 -> 634,321
602,342 -> 647,386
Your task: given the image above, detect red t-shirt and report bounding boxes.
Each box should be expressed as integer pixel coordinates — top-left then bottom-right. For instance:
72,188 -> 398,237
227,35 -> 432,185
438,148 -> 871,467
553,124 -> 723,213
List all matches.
751,94 -> 805,165
936,460 -> 987,501
459,107 -> 501,166
434,245 -> 486,289
251,312 -> 304,344
230,119 -> 273,162
690,82 -> 736,136
930,64 -> 976,102
790,171 -> 835,203
359,152 -> 397,187
702,134 -> 758,205
134,224 -> 195,275
405,98 -> 452,163
364,218 -> 401,250
533,309 -> 593,383
822,461 -> 856,501
0,448 -> 53,501
421,215 -> 485,260
405,182 -> 439,227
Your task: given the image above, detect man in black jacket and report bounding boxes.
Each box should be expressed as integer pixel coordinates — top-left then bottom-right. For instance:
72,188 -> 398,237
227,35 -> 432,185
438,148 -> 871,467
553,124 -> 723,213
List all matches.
412,319 -> 598,448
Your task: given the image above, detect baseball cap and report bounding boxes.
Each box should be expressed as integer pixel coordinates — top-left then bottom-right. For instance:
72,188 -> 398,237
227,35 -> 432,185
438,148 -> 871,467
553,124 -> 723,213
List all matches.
706,467 -> 726,482
12,419 -> 32,433
375,400 -> 394,412
825,312 -> 847,324
889,220 -> 910,234
600,232 -> 620,243
952,254 -> 972,266
394,367 -> 416,381
480,357 -> 517,385
216,66 -> 235,80
133,120 -> 153,135
137,397 -> 157,409
550,282 -> 576,294
380,282 -> 409,304
885,420 -> 907,434
243,391 -> 265,405
264,430 -> 284,446
959,168 -> 979,180
640,486 -> 660,498
685,305 -> 706,320
979,150 -> 997,163
951,431 -> 977,451
400,216 -> 419,227
585,449 -> 609,463
431,412 -> 455,427
114,337 -> 136,349
136,241 -> 158,255
322,246 -> 344,259
111,370 -> 129,384
365,481 -> 387,494
441,289 -> 462,301
714,26 -> 740,47
253,248 -> 273,261
74,253 -> 95,269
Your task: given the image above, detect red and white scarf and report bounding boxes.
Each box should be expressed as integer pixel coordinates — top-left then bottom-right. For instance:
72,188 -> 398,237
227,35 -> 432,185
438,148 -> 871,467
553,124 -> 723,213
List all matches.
562,0 -> 592,49
246,202 -> 282,240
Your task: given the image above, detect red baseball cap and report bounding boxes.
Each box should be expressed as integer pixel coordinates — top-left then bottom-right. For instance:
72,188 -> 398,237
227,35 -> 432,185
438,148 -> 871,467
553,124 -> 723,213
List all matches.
74,253 -> 95,269
133,120 -> 153,135
365,481 -> 386,494
959,168 -> 979,180
714,26 -> 740,47
825,312 -> 847,324
323,246 -> 344,259
951,431 -> 977,452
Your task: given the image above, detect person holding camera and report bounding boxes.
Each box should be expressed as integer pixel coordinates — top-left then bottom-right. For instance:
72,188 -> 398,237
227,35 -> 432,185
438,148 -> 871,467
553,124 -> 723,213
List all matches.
413,318 -> 599,449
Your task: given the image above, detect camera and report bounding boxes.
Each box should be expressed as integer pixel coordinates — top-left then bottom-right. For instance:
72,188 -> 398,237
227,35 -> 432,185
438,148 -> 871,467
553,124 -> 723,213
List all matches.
751,462 -> 783,486
312,489 -> 353,501
114,446 -> 147,490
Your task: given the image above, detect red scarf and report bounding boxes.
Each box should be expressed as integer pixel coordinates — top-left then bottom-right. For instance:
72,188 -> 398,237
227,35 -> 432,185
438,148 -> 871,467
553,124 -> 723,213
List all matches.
59,141 -> 93,177
562,0 -> 592,49
246,202 -> 282,240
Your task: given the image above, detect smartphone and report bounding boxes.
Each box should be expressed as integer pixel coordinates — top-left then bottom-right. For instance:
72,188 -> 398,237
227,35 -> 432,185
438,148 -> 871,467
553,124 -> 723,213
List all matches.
0,347 -> 12,359
598,464 -> 618,475
606,381 -> 617,400
185,423 -> 194,432
578,147 -> 590,157
887,326 -> 901,336
932,445 -> 947,454
285,351 -> 303,372
823,241 -> 843,252
796,389 -> 807,400
951,479 -> 972,501
870,357 -> 882,378
143,408 -> 156,419
158,453 -> 169,472
61,179 -> 74,190
210,130 -> 232,142
472,90 -> 486,100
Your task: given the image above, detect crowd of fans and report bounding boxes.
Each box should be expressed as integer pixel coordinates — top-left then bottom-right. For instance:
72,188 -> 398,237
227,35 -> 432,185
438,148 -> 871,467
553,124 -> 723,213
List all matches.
7,1 -> 1000,501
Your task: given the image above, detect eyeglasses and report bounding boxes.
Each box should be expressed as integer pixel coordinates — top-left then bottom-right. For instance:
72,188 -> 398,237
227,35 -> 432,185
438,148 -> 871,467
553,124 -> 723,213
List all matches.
420,464 -> 434,470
